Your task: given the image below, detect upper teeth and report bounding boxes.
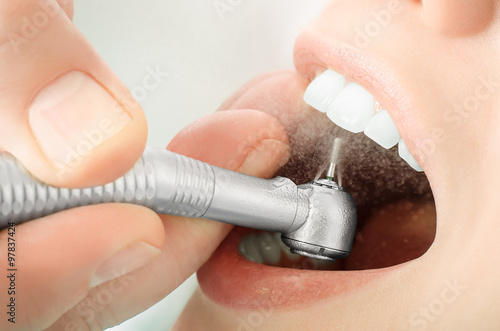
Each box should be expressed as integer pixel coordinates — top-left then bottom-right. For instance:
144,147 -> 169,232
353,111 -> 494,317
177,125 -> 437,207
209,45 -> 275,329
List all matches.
398,139 -> 423,172
239,232 -> 337,269
364,110 -> 400,149
328,82 -> 374,133
303,70 -> 345,112
304,70 -> 423,172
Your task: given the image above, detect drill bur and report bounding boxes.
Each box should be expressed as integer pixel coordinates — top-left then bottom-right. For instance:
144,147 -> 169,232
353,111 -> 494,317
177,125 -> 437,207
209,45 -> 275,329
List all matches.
326,138 -> 342,181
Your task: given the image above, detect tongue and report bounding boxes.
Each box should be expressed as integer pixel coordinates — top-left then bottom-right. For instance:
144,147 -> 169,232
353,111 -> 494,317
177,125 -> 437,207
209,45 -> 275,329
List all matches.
345,199 -> 436,270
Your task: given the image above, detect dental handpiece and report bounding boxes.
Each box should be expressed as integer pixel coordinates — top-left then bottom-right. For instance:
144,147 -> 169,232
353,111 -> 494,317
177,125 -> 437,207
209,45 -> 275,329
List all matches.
0,146 -> 357,261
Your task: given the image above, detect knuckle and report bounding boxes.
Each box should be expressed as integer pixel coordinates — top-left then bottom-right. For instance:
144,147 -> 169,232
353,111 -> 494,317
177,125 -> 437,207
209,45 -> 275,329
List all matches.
0,0 -> 64,51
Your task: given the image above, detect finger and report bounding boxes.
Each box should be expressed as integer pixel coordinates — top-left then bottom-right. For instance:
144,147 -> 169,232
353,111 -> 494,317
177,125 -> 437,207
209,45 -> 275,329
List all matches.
57,0 -> 74,19
0,0 -> 147,188
162,109 -> 291,276
168,109 -> 291,178
50,109 -> 290,330
217,70 -> 337,178
0,204 -> 165,330
218,70 -> 312,132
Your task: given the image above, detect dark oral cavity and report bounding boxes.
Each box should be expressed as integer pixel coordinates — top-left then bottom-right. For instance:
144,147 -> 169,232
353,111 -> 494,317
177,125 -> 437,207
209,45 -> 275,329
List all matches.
237,116 -> 436,271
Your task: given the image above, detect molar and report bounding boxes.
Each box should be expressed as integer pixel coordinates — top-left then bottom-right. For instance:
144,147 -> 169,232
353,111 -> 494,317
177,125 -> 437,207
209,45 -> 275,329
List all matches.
238,233 -> 264,264
257,232 -> 282,265
239,232 -> 301,265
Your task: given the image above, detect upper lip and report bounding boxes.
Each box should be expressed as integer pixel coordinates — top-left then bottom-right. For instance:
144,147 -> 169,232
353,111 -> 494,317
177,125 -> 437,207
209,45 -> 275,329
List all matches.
197,29 -> 430,309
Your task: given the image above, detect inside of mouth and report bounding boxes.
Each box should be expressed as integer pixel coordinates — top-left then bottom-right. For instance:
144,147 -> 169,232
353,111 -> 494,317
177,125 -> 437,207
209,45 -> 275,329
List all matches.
237,122 -> 436,271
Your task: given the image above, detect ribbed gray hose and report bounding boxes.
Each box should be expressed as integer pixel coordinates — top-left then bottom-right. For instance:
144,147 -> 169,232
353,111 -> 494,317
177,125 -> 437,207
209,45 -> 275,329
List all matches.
0,147 -> 215,228
0,147 -> 360,261
0,147 -> 305,233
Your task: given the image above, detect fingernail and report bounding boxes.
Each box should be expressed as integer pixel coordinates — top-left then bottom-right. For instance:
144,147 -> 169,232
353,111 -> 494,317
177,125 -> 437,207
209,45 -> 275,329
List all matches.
28,71 -> 131,172
90,242 -> 161,288
239,140 -> 290,177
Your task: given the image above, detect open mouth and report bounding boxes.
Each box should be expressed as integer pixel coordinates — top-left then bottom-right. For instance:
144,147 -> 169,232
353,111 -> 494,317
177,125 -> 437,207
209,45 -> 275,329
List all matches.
197,31 -> 437,309
237,65 -> 436,271
238,121 -> 435,271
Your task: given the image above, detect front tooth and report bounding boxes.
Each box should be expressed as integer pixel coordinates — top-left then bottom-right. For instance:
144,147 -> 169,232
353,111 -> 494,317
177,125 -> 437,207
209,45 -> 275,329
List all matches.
364,110 -> 401,149
304,70 -> 346,112
398,139 -> 423,172
238,234 -> 264,264
257,233 -> 282,265
327,83 -> 375,133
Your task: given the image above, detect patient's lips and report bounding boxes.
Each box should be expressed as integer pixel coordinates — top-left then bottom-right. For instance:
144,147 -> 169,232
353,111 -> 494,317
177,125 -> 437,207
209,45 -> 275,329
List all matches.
177,1 -> 500,327
198,10 -> 441,309
197,64 -> 434,309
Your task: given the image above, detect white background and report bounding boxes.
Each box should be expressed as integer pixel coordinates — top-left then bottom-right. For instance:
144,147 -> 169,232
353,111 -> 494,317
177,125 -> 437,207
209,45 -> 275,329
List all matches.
73,1 -> 329,329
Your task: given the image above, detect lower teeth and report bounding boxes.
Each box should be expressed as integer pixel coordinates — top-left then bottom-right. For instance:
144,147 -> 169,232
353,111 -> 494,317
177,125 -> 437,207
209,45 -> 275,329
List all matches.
239,232 -> 292,264
238,232 -> 339,270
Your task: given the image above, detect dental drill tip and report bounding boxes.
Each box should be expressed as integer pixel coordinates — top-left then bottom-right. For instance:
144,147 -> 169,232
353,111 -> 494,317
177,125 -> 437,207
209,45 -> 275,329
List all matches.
326,138 -> 342,181
330,138 -> 342,164
326,166 -> 335,181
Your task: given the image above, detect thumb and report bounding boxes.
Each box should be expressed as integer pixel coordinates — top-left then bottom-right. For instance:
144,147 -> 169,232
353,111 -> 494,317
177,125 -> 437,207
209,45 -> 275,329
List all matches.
0,0 -> 147,188
44,109 -> 291,330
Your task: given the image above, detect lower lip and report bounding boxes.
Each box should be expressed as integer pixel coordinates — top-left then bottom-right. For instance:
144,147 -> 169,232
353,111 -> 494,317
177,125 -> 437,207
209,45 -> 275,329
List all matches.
197,227 -> 399,309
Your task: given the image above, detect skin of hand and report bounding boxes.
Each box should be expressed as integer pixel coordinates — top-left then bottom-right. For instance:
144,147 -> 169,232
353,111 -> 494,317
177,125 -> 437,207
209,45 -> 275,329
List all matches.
172,0 -> 500,330
0,1 -> 290,330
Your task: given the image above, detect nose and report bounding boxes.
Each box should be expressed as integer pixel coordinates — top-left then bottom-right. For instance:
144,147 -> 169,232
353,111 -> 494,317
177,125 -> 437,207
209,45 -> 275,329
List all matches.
420,0 -> 495,37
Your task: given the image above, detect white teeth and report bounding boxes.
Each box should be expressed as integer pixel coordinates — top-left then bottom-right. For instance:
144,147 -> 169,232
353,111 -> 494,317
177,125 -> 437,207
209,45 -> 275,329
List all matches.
305,70 -> 424,173
398,139 -> 423,172
364,110 -> 401,149
238,233 -> 264,264
303,70 -> 345,112
257,232 -> 282,265
327,83 -> 375,133
239,232 -> 298,265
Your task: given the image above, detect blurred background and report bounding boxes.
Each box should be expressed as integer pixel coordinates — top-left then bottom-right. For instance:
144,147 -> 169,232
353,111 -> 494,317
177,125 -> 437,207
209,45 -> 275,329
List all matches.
74,1 -> 329,329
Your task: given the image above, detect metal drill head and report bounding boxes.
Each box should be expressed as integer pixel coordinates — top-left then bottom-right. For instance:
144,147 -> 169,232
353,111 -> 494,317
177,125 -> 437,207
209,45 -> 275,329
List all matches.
281,179 -> 357,261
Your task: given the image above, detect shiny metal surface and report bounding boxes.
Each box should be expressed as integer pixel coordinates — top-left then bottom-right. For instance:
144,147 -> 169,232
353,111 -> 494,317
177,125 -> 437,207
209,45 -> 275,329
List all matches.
0,148 -> 357,260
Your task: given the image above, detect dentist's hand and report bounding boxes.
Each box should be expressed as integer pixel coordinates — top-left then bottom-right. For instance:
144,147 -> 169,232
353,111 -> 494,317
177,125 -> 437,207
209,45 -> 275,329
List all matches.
0,1 -> 290,329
